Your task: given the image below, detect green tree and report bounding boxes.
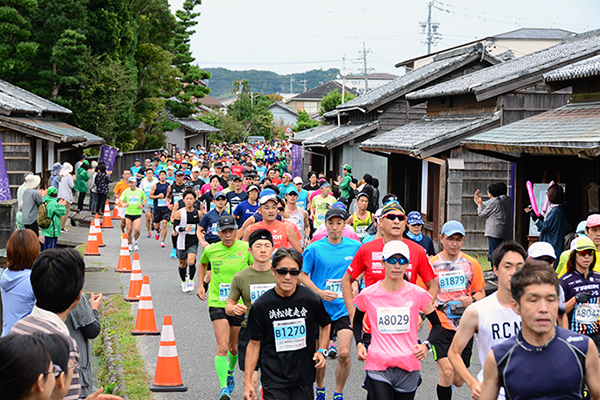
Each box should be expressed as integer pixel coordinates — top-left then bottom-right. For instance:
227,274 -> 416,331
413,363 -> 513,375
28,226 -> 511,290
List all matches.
0,0 -> 39,82
319,89 -> 355,115
293,110 -> 319,132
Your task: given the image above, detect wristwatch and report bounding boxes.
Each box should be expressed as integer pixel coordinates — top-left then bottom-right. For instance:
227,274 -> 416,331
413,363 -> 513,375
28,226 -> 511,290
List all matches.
317,348 -> 328,357
422,340 -> 432,351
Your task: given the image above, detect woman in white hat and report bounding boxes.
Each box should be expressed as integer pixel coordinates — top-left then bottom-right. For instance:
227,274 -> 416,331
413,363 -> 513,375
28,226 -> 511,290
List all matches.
21,174 -> 44,236
57,163 -> 74,232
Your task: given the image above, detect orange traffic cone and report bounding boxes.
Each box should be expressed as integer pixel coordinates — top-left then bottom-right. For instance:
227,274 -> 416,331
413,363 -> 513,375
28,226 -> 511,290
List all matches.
94,214 -> 105,247
115,233 -> 132,273
125,253 -> 143,302
149,315 -> 187,392
102,201 -> 114,228
83,222 -> 100,256
112,199 -> 121,220
132,275 -> 160,336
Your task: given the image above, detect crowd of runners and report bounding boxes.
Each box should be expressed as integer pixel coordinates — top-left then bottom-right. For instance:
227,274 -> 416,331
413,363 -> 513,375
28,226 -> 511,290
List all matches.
3,139 -> 600,400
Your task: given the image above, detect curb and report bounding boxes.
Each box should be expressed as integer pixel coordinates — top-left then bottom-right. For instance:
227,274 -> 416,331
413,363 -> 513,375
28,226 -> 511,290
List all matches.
101,325 -> 129,399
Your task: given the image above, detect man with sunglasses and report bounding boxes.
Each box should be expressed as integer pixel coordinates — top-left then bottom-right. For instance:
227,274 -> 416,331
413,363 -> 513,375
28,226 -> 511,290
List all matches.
197,215 -> 253,400
300,207 -> 361,400
227,175 -> 248,215
428,220 -> 485,400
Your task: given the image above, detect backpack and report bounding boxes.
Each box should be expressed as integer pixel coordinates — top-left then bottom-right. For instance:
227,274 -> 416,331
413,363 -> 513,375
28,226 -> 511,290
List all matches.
37,202 -> 51,229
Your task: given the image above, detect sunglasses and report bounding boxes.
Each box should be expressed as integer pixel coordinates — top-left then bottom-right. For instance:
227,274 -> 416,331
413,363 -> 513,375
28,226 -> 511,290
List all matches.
384,198 -> 399,205
383,256 -> 409,265
43,364 -> 63,379
274,268 -> 301,276
383,214 -> 406,222
577,249 -> 594,257
277,207 -> 284,211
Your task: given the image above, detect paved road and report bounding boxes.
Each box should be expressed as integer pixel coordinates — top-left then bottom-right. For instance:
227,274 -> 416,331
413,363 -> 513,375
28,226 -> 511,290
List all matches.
91,224 -> 480,399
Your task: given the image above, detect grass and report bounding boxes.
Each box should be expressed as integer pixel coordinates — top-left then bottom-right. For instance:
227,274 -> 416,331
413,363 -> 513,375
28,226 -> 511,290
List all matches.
93,295 -> 153,400
472,251 -> 492,271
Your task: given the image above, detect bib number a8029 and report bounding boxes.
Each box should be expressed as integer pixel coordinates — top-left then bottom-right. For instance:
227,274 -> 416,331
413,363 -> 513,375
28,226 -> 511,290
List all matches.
377,307 -> 410,334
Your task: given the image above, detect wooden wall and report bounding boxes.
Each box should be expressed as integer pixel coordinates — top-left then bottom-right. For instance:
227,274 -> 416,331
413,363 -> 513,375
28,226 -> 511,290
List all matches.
0,128 -> 31,199
499,86 -> 571,125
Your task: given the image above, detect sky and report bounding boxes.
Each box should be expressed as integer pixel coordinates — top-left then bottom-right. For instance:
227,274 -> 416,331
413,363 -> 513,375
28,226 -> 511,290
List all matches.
167,0 -> 599,78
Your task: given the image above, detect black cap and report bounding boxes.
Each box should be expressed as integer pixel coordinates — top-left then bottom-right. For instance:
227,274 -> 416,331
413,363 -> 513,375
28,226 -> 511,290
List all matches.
217,215 -> 237,231
325,208 -> 346,221
232,175 -> 242,181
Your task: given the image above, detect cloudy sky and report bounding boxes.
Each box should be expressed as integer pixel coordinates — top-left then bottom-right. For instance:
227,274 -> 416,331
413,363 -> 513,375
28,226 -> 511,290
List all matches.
167,0 -> 599,76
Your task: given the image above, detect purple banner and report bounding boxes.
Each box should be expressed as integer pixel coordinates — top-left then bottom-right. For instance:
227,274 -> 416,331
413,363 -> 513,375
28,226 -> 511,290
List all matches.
99,145 -> 118,171
0,135 -> 11,201
291,144 -> 302,179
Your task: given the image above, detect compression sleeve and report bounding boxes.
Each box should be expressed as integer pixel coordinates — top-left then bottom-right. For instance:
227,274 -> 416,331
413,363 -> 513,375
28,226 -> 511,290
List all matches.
353,309 -> 365,346
173,219 -> 185,232
426,310 -> 443,343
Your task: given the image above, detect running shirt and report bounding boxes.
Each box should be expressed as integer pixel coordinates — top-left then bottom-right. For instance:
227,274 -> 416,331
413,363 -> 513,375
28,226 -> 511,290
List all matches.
249,220 -> 291,249
347,238 -> 436,288
199,209 -> 229,243
493,327 -> 588,400
557,250 -> 600,276
170,183 -> 186,205
232,200 -> 259,225
231,164 -> 245,177
153,181 -> 170,209
247,285 -> 331,389
256,165 -> 267,178
302,237 -> 360,321
296,190 -> 308,210
354,281 -> 432,372
166,173 -> 176,185
190,179 -> 203,193
227,190 -> 248,214
139,178 -> 157,201
114,179 -> 129,205
229,267 -> 277,328
177,208 -> 200,249
121,188 -> 146,216
310,195 -> 336,228
429,252 -> 485,331
352,211 -> 372,241
560,270 -> 600,336
200,240 -> 252,308
285,209 -> 306,246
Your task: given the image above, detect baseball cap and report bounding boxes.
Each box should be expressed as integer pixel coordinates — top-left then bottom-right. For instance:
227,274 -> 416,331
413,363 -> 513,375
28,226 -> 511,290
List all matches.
441,220 -> 465,237
181,160 -> 188,164
381,202 -> 406,216
374,208 -> 383,219
135,158 -> 141,162
573,237 -> 596,252
127,176 -> 136,182
407,211 -> 424,225
343,164 -> 352,171
175,170 -> 184,176
283,173 -> 292,179
357,192 -> 369,200
260,189 -> 276,197
167,165 -> 175,170
576,220 -> 588,235
382,240 -> 410,261
47,187 -> 57,196
191,166 -> 200,172
337,196 -> 348,205
213,191 -> 227,200
259,190 -> 278,205
587,214 -> 600,228
528,241 -> 556,260
293,177 -> 303,185
285,186 -> 298,195
320,181 -> 331,188
217,215 -> 237,231
247,184 -> 259,193
332,201 -> 347,211
232,175 -> 242,181
325,207 -> 346,221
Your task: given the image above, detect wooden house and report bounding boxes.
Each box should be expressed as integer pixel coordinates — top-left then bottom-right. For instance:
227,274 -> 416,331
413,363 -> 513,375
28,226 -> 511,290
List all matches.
286,81 -> 359,115
360,30 -> 600,251
165,116 -> 220,151
0,80 -> 104,198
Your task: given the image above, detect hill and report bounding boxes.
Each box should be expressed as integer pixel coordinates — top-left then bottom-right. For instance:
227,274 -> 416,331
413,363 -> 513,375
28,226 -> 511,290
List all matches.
202,67 -> 341,98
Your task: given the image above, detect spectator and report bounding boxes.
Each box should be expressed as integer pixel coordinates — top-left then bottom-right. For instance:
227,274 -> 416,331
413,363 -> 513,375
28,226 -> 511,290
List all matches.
50,162 -> 62,190
16,172 -> 34,230
498,182 -> 513,241
33,332 -> 72,400
94,165 -> 111,214
372,177 -> 381,210
22,174 -> 44,237
88,161 -> 98,213
74,161 -> 91,212
57,163 -> 74,232
360,174 -> 376,213
1,229 -> 39,336
66,293 -> 102,398
475,183 -> 507,261
0,333 -> 55,399
41,187 -> 67,250
405,211 -> 436,256
74,154 -> 86,173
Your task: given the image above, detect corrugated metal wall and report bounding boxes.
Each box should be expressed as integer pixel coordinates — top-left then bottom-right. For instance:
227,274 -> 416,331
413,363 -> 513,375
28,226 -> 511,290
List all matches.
341,141 -> 388,210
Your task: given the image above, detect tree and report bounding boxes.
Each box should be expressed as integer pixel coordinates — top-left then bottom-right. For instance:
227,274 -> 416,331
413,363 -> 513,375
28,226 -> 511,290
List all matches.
293,110 -> 319,132
0,0 -> 38,82
320,89 -> 355,115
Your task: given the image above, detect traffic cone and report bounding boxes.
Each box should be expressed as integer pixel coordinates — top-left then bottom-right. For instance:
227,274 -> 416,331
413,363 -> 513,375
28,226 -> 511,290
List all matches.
125,253 -> 143,302
112,199 -> 121,220
102,201 -> 114,228
94,214 -> 105,247
132,275 -> 160,336
83,222 -> 100,256
149,315 -> 187,392
115,233 -> 132,273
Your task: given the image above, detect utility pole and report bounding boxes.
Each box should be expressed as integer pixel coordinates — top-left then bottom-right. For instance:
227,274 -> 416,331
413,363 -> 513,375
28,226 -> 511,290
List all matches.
358,42 -> 374,93
420,0 -> 442,54
341,55 -> 348,103
300,79 -> 308,92
289,77 -> 295,93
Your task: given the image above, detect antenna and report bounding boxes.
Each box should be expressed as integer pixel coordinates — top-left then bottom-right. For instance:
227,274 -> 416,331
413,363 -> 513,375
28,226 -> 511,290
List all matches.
419,0 -> 442,54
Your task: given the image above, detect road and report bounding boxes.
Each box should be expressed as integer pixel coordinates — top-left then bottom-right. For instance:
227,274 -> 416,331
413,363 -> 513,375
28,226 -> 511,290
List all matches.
91,225 -> 481,399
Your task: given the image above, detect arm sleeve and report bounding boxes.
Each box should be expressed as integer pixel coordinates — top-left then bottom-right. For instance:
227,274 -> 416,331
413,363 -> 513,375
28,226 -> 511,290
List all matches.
353,309 -> 365,345
80,310 -> 101,339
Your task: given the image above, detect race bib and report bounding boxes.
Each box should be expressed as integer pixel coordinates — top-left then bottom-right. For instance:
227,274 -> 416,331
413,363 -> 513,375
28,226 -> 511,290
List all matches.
186,224 -> 197,234
575,303 -> 600,324
157,199 -> 167,207
128,196 -> 139,204
317,213 -> 325,222
377,307 -> 410,334
273,318 -> 306,352
325,279 -> 343,298
249,283 -> 276,304
438,270 -> 467,293
356,226 -> 367,238
219,283 -> 231,302
174,195 -> 183,202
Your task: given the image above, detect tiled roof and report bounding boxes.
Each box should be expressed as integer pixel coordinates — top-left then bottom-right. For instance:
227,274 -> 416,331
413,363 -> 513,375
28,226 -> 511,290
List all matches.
196,94 -> 224,108
360,112 -> 500,159
544,55 -> 600,82
268,101 -> 298,116
302,121 -> 378,149
0,116 -> 104,147
494,28 -> 573,40
289,81 -> 359,101
172,117 -> 220,133
328,44 -> 497,114
463,102 -> 600,157
0,80 -> 71,116
407,29 -> 600,102
290,124 -> 334,144
346,73 -> 398,80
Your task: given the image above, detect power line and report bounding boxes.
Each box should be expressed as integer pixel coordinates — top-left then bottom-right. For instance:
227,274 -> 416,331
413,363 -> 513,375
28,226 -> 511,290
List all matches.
420,0 -> 442,54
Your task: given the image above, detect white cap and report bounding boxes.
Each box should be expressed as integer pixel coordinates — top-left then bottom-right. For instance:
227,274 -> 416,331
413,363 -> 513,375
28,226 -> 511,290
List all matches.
259,194 -> 278,205
191,166 -> 201,172
528,241 -> 556,260
293,177 -> 303,184
382,240 -> 410,261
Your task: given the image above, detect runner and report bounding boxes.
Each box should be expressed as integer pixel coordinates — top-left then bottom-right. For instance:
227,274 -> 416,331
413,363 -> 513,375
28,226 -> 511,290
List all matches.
292,177 -> 308,210
226,175 -> 248,214
404,211 -> 436,256
226,229 -> 276,395
149,170 -> 171,248
448,241 -> 527,400
480,261 -> 600,400
283,186 -> 310,248
300,207 -> 361,400
428,220 -> 485,400
173,189 -> 202,293
120,176 -> 147,251
199,191 -> 230,291
310,181 -> 336,229
232,184 -> 259,227
353,240 -> 441,400
243,190 -> 302,251
139,168 -> 157,237
557,214 -> 600,276
169,171 -> 187,258
114,169 -> 131,234
346,192 -> 372,242
197,215 -> 253,400
243,247 -> 332,400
